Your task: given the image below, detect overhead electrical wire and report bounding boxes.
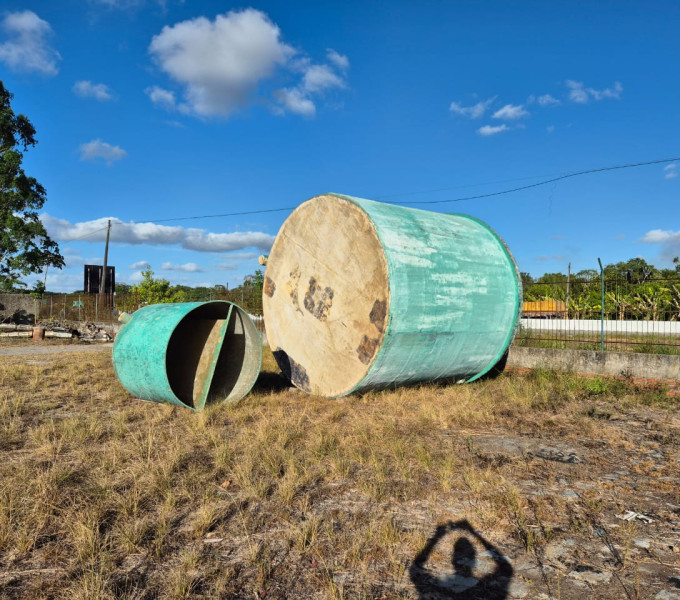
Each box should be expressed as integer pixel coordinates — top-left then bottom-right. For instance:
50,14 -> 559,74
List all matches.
101,155 -> 678,227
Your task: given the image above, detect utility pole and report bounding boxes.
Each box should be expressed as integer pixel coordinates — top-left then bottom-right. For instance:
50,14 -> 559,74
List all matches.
100,220 -> 111,311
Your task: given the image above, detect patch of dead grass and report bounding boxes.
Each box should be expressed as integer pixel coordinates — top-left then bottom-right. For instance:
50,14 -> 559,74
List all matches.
0,348 -> 677,599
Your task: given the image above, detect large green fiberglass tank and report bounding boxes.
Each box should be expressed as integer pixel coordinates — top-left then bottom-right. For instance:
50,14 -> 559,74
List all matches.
262,194 -> 522,397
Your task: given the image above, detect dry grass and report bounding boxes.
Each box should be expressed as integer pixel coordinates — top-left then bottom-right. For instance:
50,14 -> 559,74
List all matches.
0,345 -> 678,599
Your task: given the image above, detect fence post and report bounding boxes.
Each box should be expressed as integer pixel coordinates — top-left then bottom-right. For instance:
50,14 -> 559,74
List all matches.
597,258 -> 604,351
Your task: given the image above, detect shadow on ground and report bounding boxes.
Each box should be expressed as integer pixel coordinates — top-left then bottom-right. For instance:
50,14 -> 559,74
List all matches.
410,519 -> 513,599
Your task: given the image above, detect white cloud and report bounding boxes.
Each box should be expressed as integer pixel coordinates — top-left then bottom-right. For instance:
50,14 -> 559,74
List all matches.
664,163 -> 678,179
162,262 -> 205,272
640,229 -> 677,243
41,214 -> 276,253
566,80 -> 589,103
145,85 -> 176,110
537,94 -> 559,106
216,263 -> 238,271
588,81 -> 623,100
79,139 -> 127,165
149,9 -> 294,117
148,9 -> 349,119
326,48 -> 349,71
567,80 -> 623,103
449,97 -> 495,119
274,87 -> 315,116
302,64 -> 345,93
492,104 -> 528,120
477,124 -> 509,136
222,252 -> 258,260
639,228 -> 680,260
129,260 -> 149,269
0,10 -> 60,75
73,80 -> 114,101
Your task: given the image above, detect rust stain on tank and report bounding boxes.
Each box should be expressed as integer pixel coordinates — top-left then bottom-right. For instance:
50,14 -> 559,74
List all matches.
369,299 -> 387,333
286,266 -> 301,311
303,277 -> 334,321
356,335 -> 379,365
264,276 -> 276,298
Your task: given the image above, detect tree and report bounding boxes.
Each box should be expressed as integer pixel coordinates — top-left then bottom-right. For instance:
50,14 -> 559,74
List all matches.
0,81 -> 64,289
132,266 -> 186,304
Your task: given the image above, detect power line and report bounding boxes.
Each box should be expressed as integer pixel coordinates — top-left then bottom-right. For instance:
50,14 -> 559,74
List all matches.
105,155 -> 678,226
390,156 -> 680,206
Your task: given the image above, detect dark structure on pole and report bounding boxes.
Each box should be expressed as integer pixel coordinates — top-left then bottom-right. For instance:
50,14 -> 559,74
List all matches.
84,264 -> 115,294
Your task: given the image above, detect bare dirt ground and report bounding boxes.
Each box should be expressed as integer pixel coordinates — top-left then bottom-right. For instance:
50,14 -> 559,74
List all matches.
0,341 -> 678,599
0,341 -> 112,356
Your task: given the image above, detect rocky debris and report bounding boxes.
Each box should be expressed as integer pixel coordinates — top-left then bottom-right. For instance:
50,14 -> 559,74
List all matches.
0,320 -> 114,342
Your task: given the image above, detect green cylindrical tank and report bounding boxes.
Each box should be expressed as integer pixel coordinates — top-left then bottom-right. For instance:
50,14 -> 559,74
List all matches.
262,194 -> 521,397
113,301 -> 261,410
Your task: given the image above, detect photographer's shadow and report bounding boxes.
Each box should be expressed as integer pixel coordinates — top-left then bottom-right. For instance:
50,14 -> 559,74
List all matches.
410,519 -> 513,599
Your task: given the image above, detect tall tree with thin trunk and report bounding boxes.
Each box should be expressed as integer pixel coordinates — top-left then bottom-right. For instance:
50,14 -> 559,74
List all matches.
0,80 -> 63,290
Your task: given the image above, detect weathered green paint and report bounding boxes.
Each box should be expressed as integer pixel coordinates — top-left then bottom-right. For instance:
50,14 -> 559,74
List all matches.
332,194 -> 522,394
112,301 -> 261,410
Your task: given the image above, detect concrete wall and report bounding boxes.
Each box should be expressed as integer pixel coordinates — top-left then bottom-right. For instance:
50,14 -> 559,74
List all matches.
0,293 -> 35,323
520,318 -> 680,335
507,346 -> 680,382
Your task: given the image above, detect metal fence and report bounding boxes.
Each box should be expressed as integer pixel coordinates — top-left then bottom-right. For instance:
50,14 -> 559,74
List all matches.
34,289 -> 266,336
25,277 -> 680,355
517,277 -> 680,354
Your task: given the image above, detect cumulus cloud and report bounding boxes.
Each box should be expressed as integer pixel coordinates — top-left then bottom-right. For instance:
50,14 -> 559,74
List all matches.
73,80 -> 114,101
216,262 -> 238,271
537,94 -> 559,106
639,228 -> 680,260
449,97 -> 495,119
145,85 -> 176,110
477,124 -> 509,136
664,164 -> 678,179
274,87 -> 316,116
41,214 -> 276,253
567,80 -> 623,103
273,51 -> 348,117
162,262 -> 205,272
0,10 -> 60,75
79,139 -> 127,165
129,260 -> 149,269
492,104 -> 528,120
149,9 -> 292,117
326,48 -> 349,71
148,9 -> 348,118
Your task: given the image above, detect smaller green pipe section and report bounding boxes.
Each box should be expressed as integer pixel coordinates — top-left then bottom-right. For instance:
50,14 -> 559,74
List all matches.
113,301 -> 261,410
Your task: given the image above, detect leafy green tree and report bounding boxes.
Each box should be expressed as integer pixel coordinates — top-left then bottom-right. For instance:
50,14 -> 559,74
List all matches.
133,267 -> 185,304
0,81 -> 64,289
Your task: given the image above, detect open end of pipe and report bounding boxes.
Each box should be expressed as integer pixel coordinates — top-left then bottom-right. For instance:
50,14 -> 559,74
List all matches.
165,302 -> 260,409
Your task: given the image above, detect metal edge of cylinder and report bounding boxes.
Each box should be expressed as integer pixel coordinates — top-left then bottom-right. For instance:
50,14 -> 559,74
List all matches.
227,303 -> 263,403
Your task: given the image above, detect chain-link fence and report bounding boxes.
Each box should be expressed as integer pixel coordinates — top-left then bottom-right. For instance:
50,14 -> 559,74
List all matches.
518,277 -> 680,354
33,287 -> 266,336
18,277 -> 680,355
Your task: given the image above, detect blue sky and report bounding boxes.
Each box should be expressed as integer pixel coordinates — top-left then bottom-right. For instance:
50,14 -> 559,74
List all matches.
1,0 -> 678,291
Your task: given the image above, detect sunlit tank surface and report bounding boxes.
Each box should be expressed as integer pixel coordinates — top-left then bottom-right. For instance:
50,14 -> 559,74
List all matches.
263,194 -> 521,397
